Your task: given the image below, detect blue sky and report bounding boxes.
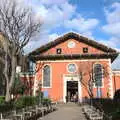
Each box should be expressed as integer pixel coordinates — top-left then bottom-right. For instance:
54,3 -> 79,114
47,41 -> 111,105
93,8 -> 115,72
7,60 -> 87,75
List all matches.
20,0 -> 120,69
22,0 -> 120,54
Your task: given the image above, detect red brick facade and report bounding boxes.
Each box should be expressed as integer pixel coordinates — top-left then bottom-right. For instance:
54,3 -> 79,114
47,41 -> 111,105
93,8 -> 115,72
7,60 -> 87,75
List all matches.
112,71 -> 120,94
28,32 -> 119,102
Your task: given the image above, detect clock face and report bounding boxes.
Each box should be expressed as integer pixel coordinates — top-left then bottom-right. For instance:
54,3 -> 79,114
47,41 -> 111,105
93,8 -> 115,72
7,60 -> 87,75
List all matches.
68,41 -> 76,48
68,64 -> 77,73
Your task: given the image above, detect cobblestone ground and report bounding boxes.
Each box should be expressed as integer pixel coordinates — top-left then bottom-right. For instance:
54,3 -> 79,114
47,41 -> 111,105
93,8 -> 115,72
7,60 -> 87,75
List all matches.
38,103 -> 87,120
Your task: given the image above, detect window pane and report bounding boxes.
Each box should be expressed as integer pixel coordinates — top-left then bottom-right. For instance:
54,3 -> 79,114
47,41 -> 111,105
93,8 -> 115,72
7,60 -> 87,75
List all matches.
94,64 -> 103,87
43,65 -> 50,87
56,48 -> 62,54
83,47 -> 88,53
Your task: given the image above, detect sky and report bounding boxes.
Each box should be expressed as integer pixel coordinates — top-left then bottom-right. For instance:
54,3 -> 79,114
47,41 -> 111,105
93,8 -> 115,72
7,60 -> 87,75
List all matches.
21,0 -> 120,68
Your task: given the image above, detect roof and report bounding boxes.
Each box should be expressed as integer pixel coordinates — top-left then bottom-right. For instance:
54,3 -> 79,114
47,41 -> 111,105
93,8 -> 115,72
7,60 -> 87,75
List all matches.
29,53 -> 118,62
29,32 -> 117,56
112,54 -> 120,70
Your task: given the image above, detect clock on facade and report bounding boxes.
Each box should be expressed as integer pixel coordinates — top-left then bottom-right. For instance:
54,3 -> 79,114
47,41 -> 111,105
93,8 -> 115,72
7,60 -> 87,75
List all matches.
68,64 -> 77,73
68,41 -> 76,48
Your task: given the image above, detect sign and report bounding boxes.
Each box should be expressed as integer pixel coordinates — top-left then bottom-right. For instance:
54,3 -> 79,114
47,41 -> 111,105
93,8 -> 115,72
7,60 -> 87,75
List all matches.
64,74 -> 79,81
43,91 -> 49,98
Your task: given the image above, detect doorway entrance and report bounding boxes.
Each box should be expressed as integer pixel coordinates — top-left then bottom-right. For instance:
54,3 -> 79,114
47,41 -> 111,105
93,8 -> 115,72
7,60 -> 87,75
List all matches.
67,81 -> 78,102
63,75 -> 82,103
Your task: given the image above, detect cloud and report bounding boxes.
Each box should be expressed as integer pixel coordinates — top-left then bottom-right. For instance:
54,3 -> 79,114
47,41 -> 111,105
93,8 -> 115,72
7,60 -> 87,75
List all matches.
40,2 -> 76,31
65,15 -> 99,33
99,37 -> 120,51
102,2 -> 120,36
101,2 -> 120,51
24,0 -> 99,53
102,23 -> 120,37
49,33 -> 59,41
29,0 -> 99,36
81,31 -> 95,39
40,0 -> 67,5
24,32 -> 59,53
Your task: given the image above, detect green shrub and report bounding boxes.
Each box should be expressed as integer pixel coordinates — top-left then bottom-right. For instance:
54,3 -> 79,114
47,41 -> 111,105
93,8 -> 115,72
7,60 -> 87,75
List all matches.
0,96 -> 5,104
14,97 -> 24,109
0,102 -> 14,113
11,76 -> 26,95
36,92 -> 43,105
14,96 -> 37,109
42,98 -> 51,106
92,98 -> 120,119
0,95 -> 45,112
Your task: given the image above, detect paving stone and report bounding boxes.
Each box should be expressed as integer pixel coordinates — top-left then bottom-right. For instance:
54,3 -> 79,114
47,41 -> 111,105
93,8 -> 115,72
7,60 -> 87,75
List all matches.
38,103 -> 87,120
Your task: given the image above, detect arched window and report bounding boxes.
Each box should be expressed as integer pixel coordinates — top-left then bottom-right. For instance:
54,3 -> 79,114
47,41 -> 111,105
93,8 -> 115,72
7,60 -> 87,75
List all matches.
94,64 -> 103,87
43,65 -> 51,87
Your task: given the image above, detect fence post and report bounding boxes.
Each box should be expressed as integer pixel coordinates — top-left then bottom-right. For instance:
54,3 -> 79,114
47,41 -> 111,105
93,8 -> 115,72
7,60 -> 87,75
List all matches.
109,116 -> 112,120
0,113 -> 3,119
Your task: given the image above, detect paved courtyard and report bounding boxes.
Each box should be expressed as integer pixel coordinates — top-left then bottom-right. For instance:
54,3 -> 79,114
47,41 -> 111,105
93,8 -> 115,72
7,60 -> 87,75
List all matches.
38,103 -> 87,120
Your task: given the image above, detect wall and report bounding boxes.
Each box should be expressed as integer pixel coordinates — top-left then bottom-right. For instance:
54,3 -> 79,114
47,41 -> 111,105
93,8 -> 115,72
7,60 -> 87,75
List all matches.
36,59 -> 112,102
34,38 -> 114,102
41,39 -> 104,55
112,70 -> 120,95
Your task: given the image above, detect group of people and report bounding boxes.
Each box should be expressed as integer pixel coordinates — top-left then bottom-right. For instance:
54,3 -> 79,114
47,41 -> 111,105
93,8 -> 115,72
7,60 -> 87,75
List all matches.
66,93 -> 78,103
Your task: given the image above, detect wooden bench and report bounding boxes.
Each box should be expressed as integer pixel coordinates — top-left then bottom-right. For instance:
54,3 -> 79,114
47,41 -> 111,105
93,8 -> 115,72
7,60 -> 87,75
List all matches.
0,104 -> 55,120
12,110 -> 25,120
89,110 -> 103,120
82,105 -> 103,120
0,113 -> 12,120
51,102 -> 57,111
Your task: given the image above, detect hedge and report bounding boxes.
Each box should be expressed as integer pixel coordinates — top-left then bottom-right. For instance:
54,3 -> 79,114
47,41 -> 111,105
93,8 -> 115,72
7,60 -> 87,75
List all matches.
0,95 -> 52,112
0,96 -> 5,104
91,98 -> 120,120
14,96 -> 38,109
41,98 -> 51,106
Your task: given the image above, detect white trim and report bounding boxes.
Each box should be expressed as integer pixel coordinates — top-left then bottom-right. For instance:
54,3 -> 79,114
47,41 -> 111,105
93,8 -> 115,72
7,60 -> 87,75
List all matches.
63,74 -> 82,103
42,64 -> 52,88
20,75 -> 35,77
112,70 -> 120,73
112,70 -> 120,76
112,74 -> 120,76
37,59 -> 110,63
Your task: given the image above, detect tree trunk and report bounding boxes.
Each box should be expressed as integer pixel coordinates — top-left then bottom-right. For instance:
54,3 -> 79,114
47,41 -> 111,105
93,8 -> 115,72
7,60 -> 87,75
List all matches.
4,51 -> 10,102
5,83 -> 11,102
9,55 -> 16,89
5,54 -> 17,102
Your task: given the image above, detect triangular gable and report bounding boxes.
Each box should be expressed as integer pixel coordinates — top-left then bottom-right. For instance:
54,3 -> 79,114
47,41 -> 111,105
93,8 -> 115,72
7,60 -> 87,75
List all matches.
29,32 -> 117,55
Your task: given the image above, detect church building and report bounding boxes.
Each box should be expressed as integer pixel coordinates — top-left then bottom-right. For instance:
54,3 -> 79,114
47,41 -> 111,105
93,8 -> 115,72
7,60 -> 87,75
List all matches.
28,32 -> 120,103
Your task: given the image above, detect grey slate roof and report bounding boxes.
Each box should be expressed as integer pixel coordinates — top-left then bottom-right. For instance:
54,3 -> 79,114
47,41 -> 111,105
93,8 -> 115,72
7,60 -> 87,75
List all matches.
112,54 -> 120,70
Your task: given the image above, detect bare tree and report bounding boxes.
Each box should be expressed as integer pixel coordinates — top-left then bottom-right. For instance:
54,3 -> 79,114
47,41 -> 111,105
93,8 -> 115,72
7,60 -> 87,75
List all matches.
0,0 -> 42,102
78,61 -> 109,104
0,38 -> 6,95
78,62 -> 94,100
33,62 -> 45,96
